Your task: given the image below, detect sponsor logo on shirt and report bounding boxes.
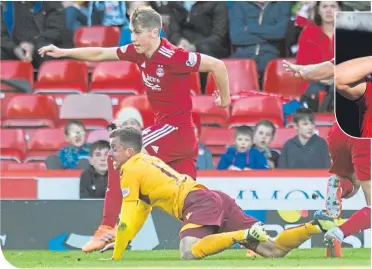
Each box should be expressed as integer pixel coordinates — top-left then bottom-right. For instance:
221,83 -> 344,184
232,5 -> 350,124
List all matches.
186,52 -> 197,67
142,72 -> 161,91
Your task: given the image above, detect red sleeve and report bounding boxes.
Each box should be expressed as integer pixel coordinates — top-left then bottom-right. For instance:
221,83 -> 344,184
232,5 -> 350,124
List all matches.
116,44 -> 140,63
170,49 -> 201,73
296,29 -> 311,65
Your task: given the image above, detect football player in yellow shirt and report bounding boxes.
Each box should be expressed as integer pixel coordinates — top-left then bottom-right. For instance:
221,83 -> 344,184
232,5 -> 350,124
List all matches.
107,127 -> 339,260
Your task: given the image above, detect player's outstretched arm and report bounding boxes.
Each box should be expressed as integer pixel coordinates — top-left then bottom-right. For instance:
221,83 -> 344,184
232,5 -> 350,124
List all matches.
283,60 -> 334,82
335,56 -> 372,100
198,54 -> 231,108
38,44 -> 120,62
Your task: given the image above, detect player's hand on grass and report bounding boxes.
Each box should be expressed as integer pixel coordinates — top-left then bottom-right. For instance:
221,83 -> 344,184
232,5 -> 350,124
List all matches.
100,242 -> 115,253
38,44 -> 65,58
213,90 -> 230,108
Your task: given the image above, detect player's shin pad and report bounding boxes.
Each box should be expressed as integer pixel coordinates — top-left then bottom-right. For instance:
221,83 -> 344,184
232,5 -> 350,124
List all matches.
274,222 -> 320,252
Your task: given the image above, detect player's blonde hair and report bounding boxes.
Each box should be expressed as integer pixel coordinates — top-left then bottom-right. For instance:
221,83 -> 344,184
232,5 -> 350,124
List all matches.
109,127 -> 142,153
130,6 -> 162,32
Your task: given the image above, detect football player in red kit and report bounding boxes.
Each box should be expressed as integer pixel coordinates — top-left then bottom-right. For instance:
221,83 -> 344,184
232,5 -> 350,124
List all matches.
284,57 -> 371,257
39,6 -> 230,252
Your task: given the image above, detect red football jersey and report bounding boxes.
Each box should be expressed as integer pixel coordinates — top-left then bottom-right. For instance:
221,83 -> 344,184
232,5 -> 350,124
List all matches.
116,38 -> 201,126
357,81 -> 372,138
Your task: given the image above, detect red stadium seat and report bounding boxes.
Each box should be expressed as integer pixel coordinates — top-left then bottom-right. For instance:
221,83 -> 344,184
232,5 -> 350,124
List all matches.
59,94 -> 113,130
192,96 -> 229,128
2,94 -> 59,128
229,96 -> 284,128
190,72 -> 202,95
87,130 -> 110,143
0,129 -> 27,163
89,61 -> 143,95
199,127 -> 234,155
74,26 -> 120,47
270,128 -> 296,150
119,95 -> 154,128
24,128 -> 67,162
286,113 -> 335,127
263,58 -> 304,97
3,162 -> 47,170
205,59 -> 259,96
34,60 -> 88,106
0,61 -> 33,91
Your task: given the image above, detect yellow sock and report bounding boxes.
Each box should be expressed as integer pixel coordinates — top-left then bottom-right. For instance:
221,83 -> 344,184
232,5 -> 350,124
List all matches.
274,222 -> 321,252
191,230 -> 246,259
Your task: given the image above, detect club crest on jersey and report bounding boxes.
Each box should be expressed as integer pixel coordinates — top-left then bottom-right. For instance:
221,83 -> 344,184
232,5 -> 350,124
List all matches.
156,66 -> 164,77
186,52 -> 197,67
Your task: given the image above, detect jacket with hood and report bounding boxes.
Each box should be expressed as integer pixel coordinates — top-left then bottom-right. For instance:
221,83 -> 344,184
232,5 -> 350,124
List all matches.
217,146 -> 268,170
278,134 -> 331,169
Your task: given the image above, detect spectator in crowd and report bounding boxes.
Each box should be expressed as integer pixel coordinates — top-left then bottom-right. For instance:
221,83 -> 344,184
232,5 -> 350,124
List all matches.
119,1 -> 166,46
87,1 -> 128,28
296,1 -> 341,111
64,1 -> 89,34
193,113 -> 214,170
278,108 -> 331,169
253,120 -> 280,169
166,2 -> 230,59
229,2 -> 291,82
113,107 -> 144,131
80,140 -> 109,199
0,1 -> 73,68
217,126 -> 268,171
58,120 -> 91,169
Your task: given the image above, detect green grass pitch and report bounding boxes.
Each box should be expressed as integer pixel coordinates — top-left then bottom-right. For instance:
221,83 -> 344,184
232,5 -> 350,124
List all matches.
2,249 -> 370,268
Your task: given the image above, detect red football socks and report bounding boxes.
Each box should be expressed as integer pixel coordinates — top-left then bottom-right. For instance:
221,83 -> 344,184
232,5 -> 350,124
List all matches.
101,157 -> 122,228
340,178 -> 354,198
339,207 -> 371,237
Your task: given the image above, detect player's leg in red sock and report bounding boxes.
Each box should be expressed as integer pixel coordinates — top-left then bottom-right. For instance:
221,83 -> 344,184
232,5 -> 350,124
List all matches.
101,157 -> 122,227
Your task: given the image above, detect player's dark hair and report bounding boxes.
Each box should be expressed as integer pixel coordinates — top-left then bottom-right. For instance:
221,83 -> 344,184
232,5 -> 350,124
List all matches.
254,120 -> 276,137
293,108 -> 315,124
130,6 -> 162,32
90,140 -> 110,157
235,125 -> 254,139
64,120 -> 86,136
314,1 -> 343,26
109,127 -> 142,153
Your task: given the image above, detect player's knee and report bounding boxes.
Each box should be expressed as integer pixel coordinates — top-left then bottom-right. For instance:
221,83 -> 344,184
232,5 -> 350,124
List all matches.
180,248 -> 197,260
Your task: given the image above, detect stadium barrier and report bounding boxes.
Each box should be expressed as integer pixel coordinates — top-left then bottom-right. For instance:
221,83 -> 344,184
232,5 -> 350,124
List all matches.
0,170 -> 369,250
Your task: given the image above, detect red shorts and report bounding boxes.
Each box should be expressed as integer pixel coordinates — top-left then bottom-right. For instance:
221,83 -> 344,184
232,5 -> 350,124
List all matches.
180,190 -> 258,239
328,124 -> 371,181
142,122 -> 198,178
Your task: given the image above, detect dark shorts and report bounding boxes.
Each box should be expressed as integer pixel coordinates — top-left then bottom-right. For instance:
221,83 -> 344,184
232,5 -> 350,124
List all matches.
142,122 -> 198,179
328,124 -> 371,181
180,189 -> 258,239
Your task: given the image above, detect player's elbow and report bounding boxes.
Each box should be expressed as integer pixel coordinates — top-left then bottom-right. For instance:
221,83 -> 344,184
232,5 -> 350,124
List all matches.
335,75 -> 348,92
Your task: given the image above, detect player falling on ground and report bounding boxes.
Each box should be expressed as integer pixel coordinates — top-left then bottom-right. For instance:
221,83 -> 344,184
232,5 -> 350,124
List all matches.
284,58 -> 371,257
101,127 -> 339,260
39,6 -> 231,252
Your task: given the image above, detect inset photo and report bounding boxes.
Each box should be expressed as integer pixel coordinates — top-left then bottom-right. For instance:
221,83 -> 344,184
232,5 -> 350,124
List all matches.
335,11 -> 372,138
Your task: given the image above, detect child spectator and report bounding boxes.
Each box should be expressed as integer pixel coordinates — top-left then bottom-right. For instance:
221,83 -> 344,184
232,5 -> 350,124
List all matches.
217,126 -> 268,170
193,114 -> 214,170
58,120 -> 90,169
278,108 -> 331,169
253,120 -> 280,169
114,107 -> 144,130
80,140 -> 109,199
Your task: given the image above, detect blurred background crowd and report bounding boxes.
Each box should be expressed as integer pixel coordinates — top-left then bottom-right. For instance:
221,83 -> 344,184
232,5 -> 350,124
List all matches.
0,1 -> 371,198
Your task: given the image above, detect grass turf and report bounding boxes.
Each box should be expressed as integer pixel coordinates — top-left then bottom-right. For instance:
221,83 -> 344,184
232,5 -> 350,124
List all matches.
2,248 -> 370,268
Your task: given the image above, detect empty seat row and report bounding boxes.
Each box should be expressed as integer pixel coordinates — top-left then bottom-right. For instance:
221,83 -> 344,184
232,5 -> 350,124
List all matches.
0,93 -> 335,130
0,58 -> 305,99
